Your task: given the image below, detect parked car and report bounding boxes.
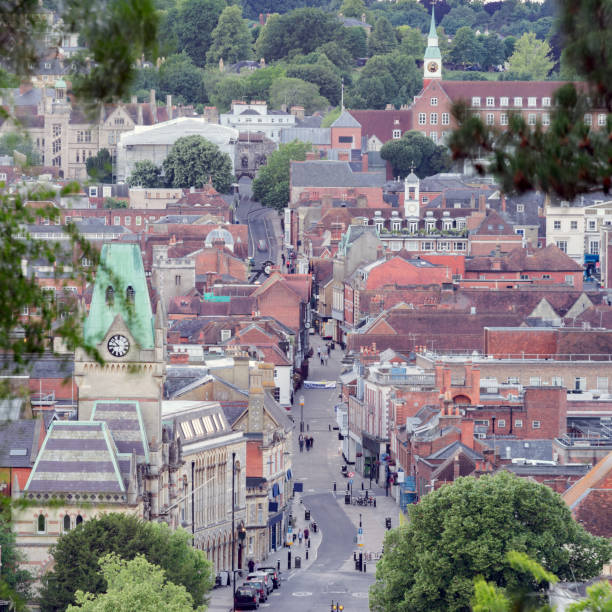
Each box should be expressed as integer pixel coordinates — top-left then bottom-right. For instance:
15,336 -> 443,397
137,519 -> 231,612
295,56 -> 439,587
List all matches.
257,566 -> 281,589
234,585 -> 260,610
246,572 -> 273,594
244,579 -> 267,602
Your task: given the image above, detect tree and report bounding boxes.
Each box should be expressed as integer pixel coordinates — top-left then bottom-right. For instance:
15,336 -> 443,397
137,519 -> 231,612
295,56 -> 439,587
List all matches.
380,131 -> 451,178
0,130 -> 39,165
440,5 -> 477,36
269,77 -> 329,114
317,41 -> 353,72
206,5 -> 252,67
398,26 -> 425,59
66,554 -> 205,612
255,9 -> 340,62
368,17 -> 397,56
86,149 -> 113,183
503,35 -> 516,60
162,135 -> 234,193
38,513 -> 213,611
506,32 -> 553,80
158,53 -> 205,105
127,160 -> 162,188
252,140 -> 311,211
479,34 -> 505,70
369,473 -> 612,612
207,74 -> 246,112
337,25 -> 367,59
340,0 -> 365,19
175,0 -> 226,67
243,65 -> 287,101
286,62 -> 341,106
449,26 -> 484,68
103,197 -> 127,209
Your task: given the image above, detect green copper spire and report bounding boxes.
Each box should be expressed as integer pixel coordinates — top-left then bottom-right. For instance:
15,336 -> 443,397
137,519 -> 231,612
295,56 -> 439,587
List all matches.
428,5 -> 437,40
84,244 -> 155,349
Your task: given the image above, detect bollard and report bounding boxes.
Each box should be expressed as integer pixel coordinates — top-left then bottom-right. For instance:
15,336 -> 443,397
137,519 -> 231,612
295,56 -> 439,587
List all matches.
333,481 -> 336,492
277,559 -> 280,571
374,498 -> 376,507
329,424 -> 331,431
307,424 -> 310,431
306,550 -> 309,560
288,551 -> 291,570
361,482 -> 364,490
363,562 -> 366,572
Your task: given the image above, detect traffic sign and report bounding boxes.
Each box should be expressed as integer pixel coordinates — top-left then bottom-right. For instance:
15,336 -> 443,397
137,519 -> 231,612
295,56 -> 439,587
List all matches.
286,526 -> 293,546
357,527 -> 364,547
348,472 -> 354,478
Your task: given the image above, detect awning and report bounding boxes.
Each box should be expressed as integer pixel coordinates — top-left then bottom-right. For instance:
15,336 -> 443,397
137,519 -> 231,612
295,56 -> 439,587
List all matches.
272,483 -> 280,497
286,469 -> 292,481
293,482 -> 303,493
268,511 -> 283,527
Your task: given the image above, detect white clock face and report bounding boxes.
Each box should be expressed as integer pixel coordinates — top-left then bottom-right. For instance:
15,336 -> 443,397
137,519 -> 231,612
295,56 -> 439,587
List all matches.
107,334 -> 130,357
427,61 -> 439,73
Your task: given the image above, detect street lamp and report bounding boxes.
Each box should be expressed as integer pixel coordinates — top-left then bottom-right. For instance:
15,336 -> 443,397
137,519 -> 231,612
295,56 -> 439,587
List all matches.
299,395 -> 304,433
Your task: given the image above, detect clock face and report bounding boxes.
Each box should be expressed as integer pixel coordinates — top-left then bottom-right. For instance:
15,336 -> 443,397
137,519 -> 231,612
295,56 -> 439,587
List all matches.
107,334 -> 130,357
427,61 -> 439,73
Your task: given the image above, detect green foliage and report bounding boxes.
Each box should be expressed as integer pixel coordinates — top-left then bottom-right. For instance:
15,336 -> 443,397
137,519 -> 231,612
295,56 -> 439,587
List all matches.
206,5 -> 252,67
103,197 -> 127,209
369,472 -> 612,612
507,32 -> 553,80
368,17 -> 397,56
0,130 -> 40,166
317,41 -> 353,72
241,0 -> 329,21
440,5 -> 477,36
255,9 -> 340,62
286,62 -> 341,106
269,77 -> 329,114
162,135 -> 234,192
175,0 -> 226,67
66,554 -> 205,612
243,65 -> 287,101
398,25 -> 425,58
337,25 -> 367,59
86,148 -> 113,183
321,107 -> 341,128
568,581 -> 612,611
339,0 -> 365,19
207,73 -> 246,112
380,131 -> 451,179
38,513 -> 213,611
449,26 -> 484,67
367,0 -> 428,30
252,140 -> 311,211
158,53 -> 205,105
127,160 -> 163,188
479,35 -> 505,70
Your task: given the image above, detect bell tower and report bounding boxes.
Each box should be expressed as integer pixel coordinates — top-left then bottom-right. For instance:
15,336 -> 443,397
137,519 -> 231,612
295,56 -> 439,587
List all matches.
423,4 -> 442,88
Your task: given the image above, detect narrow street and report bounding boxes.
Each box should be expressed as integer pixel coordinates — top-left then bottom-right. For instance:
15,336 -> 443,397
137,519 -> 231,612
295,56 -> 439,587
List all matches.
210,335 -> 398,611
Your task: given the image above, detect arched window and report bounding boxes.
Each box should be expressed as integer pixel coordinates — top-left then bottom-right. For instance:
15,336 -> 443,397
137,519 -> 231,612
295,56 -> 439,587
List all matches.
37,514 -> 46,533
63,515 -> 71,531
241,155 -> 249,169
76,514 -> 83,526
105,285 -> 114,306
126,285 -> 135,304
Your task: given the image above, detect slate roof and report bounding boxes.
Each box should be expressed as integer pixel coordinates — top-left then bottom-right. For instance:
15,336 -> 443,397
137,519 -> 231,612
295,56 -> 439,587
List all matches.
25,421 -> 127,494
280,127 -> 331,145
291,160 -> 385,188
30,356 -> 74,379
221,403 -> 248,427
480,438 -> 552,461
465,245 -> 582,273
163,401 -> 231,445
348,109 -> 413,145
471,210 -> 516,236
91,402 -> 149,463
0,420 -> 40,468
502,464 -> 590,477
427,440 -> 483,461
331,109 -> 361,128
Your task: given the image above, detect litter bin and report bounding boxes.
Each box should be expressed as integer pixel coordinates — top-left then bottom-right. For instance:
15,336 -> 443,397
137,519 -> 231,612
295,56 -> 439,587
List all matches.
345,494 -> 351,505
305,509 -> 311,521
295,556 -> 301,569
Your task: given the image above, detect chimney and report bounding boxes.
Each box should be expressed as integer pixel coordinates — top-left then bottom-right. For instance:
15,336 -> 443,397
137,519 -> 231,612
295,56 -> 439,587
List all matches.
479,193 -> 487,213
453,454 -> 460,480
131,95 -> 137,104
361,12 -> 366,23
259,13 -> 265,25
167,94 -> 173,120
361,153 -> 368,172
290,105 -> 305,120
137,104 -> 143,125
19,81 -> 32,95
460,420 -> 474,449
280,103 -> 287,113
150,89 -> 157,123
247,368 -> 265,433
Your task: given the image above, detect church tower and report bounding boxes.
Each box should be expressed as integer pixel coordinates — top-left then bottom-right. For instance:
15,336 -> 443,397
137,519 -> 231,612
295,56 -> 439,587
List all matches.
75,243 -> 166,449
404,170 -> 420,218
423,5 -> 442,88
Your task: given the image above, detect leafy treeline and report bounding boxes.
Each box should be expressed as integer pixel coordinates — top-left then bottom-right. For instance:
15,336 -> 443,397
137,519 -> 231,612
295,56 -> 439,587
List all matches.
132,0 -> 564,113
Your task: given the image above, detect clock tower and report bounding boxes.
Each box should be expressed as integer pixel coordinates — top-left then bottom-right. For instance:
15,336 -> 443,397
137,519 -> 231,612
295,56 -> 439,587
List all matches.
75,243 -> 166,448
423,5 -> 442,87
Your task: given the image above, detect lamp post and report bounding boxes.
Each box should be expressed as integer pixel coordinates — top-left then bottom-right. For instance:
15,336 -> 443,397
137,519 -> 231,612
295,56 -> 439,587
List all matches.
299,395 -> 304,433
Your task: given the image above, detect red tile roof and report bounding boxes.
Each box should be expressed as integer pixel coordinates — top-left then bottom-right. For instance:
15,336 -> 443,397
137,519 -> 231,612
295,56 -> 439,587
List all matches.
348,109 -> 412,144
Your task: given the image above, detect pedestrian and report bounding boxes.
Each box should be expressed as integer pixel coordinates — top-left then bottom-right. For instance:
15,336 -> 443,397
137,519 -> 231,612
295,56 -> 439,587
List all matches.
248,559 -> 255,573
304,527 -> 309,540
320,355 -> 324,365
298,529 -> 303,545
299,434 -> 304,453
317,346 -> 321,358
327,344 -> 331,356
307,436 -> 312,451
310,436 -> 314,449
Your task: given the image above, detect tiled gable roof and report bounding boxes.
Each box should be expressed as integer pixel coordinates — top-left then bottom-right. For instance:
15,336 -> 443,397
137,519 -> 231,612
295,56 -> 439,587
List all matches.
0,420 -> 40,468
563,450 -> 612,509
291,160 -> 386,188
25,421 -> 126,495
472,210 -> 515,236
348,109 -> 413,144
466,245 -> 582,273
331,109 -> 361,128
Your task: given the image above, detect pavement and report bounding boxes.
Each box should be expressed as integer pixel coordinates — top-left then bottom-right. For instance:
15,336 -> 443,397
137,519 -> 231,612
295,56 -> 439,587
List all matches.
207,335 -> 398,611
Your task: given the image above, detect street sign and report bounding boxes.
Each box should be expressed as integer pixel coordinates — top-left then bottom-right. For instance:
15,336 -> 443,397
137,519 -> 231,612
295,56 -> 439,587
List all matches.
287,526 -> 293,546
348,478 -> 353,485
357,527 -> 364,547
348,472 -> 354,478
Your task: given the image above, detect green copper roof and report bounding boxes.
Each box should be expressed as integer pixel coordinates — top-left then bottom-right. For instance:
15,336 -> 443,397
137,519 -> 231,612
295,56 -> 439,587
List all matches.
428,6 -> 437,39
424,47 -> 442,60
84,244 -> 154,349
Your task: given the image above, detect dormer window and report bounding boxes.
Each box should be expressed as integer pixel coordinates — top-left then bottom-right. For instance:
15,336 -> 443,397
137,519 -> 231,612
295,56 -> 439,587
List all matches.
105,286 -> 114,306
126,285 -> 135,303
